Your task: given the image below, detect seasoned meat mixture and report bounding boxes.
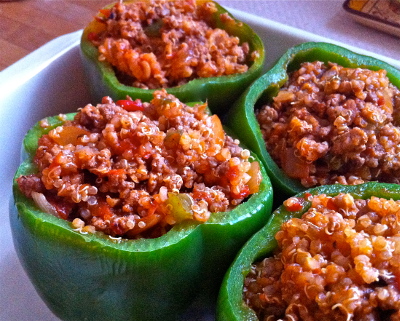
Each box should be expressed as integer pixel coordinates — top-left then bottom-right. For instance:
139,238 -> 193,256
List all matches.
89,0 -> 254,89
256,61 -> 400,187
17,90 -> 261,238
244,193 -> 400,321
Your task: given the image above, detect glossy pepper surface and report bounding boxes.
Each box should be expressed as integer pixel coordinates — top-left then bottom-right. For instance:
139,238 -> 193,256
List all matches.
10,112 -> 273,321
79,0 -> 265,115
224,42 -> 400,199
216,181 -> 400,321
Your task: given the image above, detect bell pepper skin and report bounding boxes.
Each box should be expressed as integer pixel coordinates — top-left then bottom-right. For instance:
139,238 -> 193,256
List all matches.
10,113 -> 273,321
79,0 -> 265,115
216,181 -> 400,321
224,42 -> 400,199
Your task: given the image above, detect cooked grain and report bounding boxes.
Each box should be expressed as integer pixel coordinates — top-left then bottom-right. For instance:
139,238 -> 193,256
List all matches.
256,61 -> 400,187
244,193 -> 400,321
90,0 -> 253,89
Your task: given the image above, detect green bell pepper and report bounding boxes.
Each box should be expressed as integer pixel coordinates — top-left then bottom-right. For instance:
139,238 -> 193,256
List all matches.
10,109 -> 273,321
224,42 -> 400,200
79,0 -> 265,115
216,181 -> 400,321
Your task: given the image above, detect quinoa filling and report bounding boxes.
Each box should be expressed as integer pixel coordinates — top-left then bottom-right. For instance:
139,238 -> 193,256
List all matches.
256,61 -> 400,187
244,193 -> 400,321
17,90 -> 261,239
89,0 -> 254,89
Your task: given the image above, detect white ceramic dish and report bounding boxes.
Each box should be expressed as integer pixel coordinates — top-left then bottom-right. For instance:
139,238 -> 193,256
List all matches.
1,8 -> 400,321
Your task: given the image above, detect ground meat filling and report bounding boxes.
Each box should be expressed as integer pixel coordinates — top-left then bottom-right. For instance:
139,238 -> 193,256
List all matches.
256,61 -> 400,187
17,90 -> 261,239
90,0 -> 253,89
243,193 -> 400,321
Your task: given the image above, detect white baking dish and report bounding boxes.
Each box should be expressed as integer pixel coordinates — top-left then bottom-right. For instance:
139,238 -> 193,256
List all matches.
1,8 -> 400,321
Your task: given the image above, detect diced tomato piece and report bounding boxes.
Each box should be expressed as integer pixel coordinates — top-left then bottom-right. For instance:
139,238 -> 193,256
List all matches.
107,169 -> 125,176
111,138 -> 139,155
99,9 -> 111,17
284,197 -> 306,212
231,185 -> 250,199
226,165 -> 240,181
326,198 -> 338,211
378,96 -> 385,106
116,99 -> 144,112
48,152 -> 64,171
87,32 -> 99,42
91,201 -> 114,221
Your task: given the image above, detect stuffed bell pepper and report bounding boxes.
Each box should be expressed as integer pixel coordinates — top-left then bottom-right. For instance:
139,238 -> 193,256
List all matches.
217,182 -> 400,321
225,42 -> 400,199
80,0 -> 265,115
11,90 -> 273,321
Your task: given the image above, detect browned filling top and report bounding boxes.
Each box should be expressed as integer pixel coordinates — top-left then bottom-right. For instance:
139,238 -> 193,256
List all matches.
257,61 -> 400,187
17,90 -> 261,239
244,193 -> 400,321
89,0 -> 255,89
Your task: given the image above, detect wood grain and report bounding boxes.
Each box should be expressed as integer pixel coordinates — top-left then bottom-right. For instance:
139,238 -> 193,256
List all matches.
0,0 -> 111,71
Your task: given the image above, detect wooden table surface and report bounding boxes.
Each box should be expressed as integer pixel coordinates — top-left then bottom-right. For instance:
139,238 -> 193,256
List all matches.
0,0 -> 111,71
